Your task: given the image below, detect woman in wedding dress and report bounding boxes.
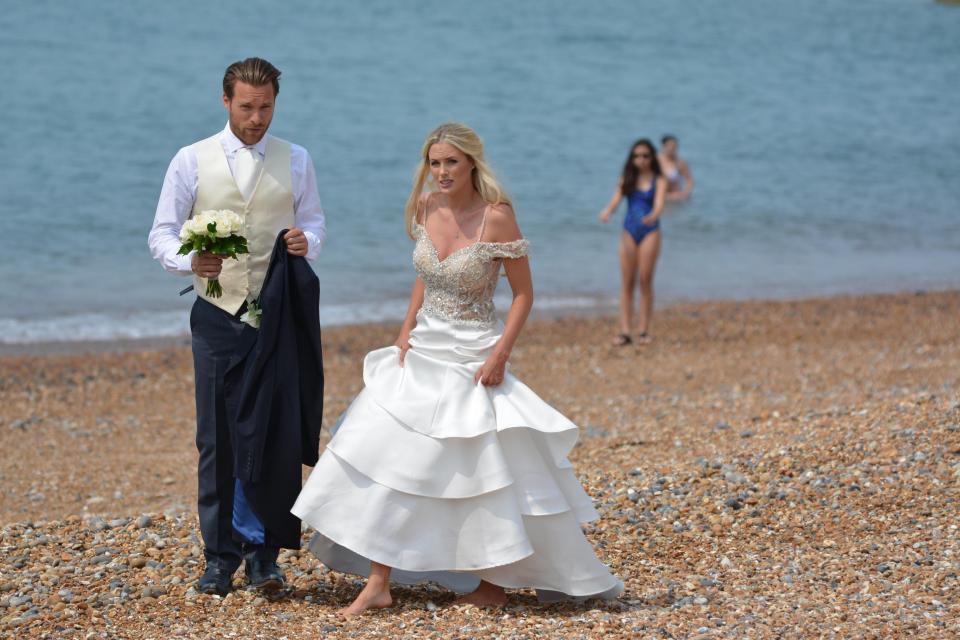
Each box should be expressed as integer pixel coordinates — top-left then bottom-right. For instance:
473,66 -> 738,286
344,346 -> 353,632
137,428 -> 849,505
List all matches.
292,122 -> 623,616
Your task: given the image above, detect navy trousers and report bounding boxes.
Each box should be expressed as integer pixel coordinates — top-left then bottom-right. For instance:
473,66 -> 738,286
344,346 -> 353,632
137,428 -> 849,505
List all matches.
190,297 -> 273,570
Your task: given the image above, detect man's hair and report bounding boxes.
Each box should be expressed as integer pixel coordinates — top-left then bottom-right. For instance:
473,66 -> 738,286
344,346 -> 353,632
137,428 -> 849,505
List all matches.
223,57 -> 281,99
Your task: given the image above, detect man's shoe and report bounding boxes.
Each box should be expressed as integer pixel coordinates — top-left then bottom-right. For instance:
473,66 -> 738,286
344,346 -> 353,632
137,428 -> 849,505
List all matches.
244,550 -> 285,593
196,564 -> 235,596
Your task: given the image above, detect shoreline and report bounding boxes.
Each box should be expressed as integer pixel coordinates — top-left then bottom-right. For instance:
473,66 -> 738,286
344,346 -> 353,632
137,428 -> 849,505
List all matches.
0,285 -> 952,358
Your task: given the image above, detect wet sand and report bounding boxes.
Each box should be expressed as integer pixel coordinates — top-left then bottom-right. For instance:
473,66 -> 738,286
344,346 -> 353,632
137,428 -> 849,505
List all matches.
1,291 -> 958,638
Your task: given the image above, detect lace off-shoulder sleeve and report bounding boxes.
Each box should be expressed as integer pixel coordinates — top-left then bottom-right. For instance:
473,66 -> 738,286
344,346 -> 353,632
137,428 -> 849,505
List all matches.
480,238 -> 530,260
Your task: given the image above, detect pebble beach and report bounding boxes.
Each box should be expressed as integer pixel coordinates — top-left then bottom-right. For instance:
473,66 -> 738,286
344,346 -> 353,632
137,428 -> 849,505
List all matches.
1,291 -> 958,639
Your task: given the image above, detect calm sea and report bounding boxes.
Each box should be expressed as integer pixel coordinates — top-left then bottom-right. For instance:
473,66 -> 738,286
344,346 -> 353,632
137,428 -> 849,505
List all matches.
2,0 -> 958,343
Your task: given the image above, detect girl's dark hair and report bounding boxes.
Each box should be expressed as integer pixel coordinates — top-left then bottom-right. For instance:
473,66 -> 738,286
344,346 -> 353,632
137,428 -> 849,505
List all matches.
620,139 -> 661,195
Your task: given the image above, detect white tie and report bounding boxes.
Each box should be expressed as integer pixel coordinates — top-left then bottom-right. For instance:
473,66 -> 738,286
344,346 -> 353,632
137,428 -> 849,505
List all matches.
234,146 -> 262,202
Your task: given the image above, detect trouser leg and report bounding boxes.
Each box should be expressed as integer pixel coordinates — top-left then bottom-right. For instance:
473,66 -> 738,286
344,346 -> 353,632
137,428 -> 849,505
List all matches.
191,298 -> 246,572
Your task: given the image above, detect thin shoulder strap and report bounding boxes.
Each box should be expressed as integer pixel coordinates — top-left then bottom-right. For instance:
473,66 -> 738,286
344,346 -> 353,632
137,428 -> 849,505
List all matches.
477,204 -> 490,242
418,192 -> 430,225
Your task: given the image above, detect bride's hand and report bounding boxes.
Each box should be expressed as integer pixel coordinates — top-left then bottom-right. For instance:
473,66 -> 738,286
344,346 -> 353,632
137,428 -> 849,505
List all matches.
395,334 -> 411,367
474,351 -> 508,386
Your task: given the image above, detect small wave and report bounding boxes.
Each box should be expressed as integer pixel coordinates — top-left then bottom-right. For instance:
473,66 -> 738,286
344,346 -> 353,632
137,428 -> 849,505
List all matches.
0,310 -> 191,345
0,295 -> 612,345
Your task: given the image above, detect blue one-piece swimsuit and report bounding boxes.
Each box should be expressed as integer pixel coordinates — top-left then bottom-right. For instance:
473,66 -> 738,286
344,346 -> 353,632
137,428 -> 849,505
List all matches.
623,180 -> 659,245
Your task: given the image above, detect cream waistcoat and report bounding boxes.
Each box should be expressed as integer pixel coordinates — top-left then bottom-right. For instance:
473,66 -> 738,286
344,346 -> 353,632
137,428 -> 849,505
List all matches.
191,134 -> 295,314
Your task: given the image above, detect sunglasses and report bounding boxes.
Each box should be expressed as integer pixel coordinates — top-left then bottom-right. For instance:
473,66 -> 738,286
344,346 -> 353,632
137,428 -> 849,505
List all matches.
633,152 -> 651,159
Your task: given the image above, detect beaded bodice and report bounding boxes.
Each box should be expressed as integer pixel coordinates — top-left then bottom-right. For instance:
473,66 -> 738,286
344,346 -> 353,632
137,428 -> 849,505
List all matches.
413,222 -> 529,326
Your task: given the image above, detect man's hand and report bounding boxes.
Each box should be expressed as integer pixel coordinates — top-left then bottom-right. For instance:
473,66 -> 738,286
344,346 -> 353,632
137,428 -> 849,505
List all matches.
192,252 -> 224,279
285,228 -> 308,257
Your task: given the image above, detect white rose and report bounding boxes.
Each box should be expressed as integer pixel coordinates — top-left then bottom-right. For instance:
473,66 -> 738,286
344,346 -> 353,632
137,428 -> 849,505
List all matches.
179,217 -> 202,242
221,210 -> 242,235
196,211 -> 217,234
207,210 -> 238,237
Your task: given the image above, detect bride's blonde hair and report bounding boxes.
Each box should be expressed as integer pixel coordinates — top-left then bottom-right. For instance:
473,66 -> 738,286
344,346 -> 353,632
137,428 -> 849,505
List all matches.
404,122 -> 512,238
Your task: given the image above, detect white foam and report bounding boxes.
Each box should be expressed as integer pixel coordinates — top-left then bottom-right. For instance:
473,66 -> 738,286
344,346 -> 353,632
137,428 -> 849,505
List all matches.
0,295 -> 615,345
0,310 -> 191,344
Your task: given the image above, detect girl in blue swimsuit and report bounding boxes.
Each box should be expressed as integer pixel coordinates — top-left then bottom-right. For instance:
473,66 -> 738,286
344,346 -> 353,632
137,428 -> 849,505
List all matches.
599,139 -> 667,346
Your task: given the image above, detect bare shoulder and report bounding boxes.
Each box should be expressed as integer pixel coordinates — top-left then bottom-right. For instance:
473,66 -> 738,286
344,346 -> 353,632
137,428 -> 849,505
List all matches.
483,202 -> 522,242
416,191 -> 437,224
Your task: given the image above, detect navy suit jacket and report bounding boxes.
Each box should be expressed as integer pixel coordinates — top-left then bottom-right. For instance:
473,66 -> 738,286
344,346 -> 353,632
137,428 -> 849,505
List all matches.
224,230 -> 324,549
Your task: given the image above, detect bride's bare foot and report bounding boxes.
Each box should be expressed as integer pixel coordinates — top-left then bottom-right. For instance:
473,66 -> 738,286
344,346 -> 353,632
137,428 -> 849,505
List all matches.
455,581 -> 507,607
337,577 -> 392,617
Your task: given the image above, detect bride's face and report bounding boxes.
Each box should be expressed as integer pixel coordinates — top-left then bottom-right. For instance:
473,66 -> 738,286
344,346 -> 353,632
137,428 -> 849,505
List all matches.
428,143 -> 475,197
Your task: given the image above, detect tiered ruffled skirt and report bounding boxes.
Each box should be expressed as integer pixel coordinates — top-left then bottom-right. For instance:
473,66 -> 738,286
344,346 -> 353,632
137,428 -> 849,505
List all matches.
291,312 -> 623,600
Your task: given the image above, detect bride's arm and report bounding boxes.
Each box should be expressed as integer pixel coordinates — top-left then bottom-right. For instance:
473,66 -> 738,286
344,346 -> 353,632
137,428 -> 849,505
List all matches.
396,193 -> 432,366
395,276 -> 425,366
493,256 -> 533,362
475,204 -> 534,386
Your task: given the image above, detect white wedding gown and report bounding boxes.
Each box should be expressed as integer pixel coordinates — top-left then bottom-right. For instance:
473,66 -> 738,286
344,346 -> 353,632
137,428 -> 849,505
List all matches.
291,217 -> 623,601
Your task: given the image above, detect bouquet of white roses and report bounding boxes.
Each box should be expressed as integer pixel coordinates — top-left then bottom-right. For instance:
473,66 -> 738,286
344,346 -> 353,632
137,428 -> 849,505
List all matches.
178,210 -> 249,298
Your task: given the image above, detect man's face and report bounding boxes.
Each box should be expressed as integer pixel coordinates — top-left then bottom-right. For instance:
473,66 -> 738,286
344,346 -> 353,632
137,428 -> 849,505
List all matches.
223,81 -> 275,145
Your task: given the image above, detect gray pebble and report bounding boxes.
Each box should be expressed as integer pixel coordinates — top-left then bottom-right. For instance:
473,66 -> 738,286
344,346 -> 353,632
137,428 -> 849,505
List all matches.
724,471 -> 748,485
87,517 -> 109,532
674,596 -> 695,607
141,586 -> 165,599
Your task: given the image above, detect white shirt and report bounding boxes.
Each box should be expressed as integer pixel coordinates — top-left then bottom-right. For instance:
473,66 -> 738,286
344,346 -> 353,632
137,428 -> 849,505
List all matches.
148,123 -> 327,275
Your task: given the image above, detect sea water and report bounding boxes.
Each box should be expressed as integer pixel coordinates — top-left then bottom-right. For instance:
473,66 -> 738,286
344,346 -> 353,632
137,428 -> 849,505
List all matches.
2,0 -> 958,343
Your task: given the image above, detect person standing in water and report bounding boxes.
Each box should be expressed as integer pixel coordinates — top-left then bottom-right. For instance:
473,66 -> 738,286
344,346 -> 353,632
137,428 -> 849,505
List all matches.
659,134 -> 694,202
599,139 -> 667,346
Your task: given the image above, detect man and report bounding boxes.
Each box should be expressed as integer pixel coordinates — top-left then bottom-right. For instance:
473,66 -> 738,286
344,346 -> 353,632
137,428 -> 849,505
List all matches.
148,57 -> 326,595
